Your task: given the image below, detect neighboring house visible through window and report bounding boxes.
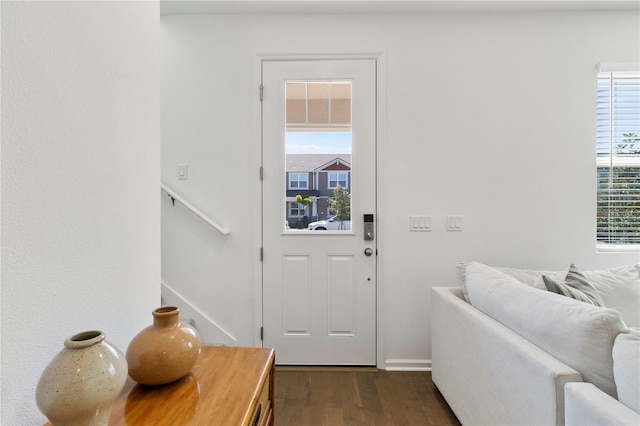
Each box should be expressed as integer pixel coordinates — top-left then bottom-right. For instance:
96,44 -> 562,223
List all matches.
285,154 -> 351,227
289,202 -> 304,217
596,64 -> 640,249
288,173 -> 308,189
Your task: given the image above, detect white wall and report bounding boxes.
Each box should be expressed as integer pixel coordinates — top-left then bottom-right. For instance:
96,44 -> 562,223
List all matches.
1,2 -> 160,424
161,10 -> 639,368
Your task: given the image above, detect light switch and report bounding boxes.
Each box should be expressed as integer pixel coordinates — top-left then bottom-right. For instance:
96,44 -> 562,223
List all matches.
177,164 -> 188,180
410,215 -> 432,232
446,215 -> 463,231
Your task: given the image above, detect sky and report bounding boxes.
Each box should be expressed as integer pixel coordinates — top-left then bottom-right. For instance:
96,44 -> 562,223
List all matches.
285,131 -> 352,154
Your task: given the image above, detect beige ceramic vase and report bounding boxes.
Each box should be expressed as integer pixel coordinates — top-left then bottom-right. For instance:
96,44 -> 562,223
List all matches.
36,330 -> 128,426
126,306 -> 201,385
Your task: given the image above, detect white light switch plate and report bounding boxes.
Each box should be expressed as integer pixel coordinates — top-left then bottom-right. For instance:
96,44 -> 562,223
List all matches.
410,215 -> 432,232
446,215 -> 463,231
177,164 -> 188,180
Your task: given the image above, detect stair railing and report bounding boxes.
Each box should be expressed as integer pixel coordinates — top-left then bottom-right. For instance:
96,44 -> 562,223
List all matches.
161,183 -> 230,236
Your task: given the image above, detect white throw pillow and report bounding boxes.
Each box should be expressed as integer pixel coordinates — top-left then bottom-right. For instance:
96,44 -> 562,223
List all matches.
613,328 -> 640,413
465,261 -> 627,398
582,265 -> 640,328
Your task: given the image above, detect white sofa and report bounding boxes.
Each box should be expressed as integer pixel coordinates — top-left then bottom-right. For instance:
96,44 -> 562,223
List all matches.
431,262 -> 640,426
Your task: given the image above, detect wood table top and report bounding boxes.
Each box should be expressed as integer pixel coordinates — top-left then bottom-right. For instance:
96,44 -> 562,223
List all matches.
46,346 -> 275,426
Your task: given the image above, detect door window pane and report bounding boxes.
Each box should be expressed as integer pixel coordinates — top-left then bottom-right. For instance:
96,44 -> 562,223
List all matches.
285,81 -> 352,231
286,83 -> 307,125
330,82 -> 351,125
308,83 -> 329,124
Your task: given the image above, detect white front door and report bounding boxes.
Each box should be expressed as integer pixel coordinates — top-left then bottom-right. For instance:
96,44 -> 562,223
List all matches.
262,59 -> 377,365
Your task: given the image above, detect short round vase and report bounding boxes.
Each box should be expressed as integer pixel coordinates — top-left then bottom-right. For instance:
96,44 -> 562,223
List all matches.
126,306 -> 201,386
36,330 -> 128,426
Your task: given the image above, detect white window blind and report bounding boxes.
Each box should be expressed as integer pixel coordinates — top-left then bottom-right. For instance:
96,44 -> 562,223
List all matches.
596,66 -> 640,247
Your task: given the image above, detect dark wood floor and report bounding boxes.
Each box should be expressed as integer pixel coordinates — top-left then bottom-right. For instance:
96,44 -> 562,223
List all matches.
274,368 -> 461,426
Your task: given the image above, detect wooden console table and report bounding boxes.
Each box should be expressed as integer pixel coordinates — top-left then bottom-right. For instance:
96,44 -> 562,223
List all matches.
47,346 -> 275,426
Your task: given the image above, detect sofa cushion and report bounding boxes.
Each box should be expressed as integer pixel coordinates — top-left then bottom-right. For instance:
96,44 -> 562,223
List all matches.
456,262 -> 553,302
565,383 -> 640,426
541,264 -> 605,306
582,265 -> 640,328
458,262 -> 640,327
465,261 -> 627,398
613,328 -> 640,412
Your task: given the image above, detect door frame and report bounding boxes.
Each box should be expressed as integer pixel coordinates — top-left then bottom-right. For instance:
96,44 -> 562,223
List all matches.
252,52 -> 387,368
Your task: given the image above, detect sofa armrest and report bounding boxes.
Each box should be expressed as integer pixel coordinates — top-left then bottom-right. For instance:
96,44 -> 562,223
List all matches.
565,382 -> 640,426
431,287 -> 583,426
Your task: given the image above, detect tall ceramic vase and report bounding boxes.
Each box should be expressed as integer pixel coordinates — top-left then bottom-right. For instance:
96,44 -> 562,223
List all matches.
126,306 -> 201,385
36,330 -> 128,426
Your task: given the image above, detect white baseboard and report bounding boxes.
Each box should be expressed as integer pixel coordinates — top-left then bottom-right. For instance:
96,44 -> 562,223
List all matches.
383,358 -> 432,371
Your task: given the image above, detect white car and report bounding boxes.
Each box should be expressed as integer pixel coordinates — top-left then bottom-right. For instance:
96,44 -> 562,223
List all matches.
308,216 -> 351,231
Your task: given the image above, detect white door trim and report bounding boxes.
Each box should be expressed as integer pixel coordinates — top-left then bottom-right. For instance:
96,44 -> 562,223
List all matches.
252,52 -> 387,369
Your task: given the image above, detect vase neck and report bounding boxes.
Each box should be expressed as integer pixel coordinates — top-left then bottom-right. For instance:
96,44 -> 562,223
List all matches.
64,330 -> 105,349
152,306 -> 180,328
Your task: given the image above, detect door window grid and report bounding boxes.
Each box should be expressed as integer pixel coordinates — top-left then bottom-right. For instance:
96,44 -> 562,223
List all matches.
284,80 -> 353,232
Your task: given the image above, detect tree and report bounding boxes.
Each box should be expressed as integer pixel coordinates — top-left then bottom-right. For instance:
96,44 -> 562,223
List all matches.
295,194 -> 313,227
328,184 -> 351,230
617,133 -> 640,154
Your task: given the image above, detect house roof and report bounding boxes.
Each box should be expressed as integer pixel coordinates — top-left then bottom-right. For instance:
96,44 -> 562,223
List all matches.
286,154 -> 351,172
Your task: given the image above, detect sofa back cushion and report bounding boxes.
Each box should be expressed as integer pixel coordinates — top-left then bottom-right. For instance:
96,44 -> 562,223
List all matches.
466,261 -> 627,398
613,328 -> 640,412
458,262 -> 640,328
456,262 -> 553,302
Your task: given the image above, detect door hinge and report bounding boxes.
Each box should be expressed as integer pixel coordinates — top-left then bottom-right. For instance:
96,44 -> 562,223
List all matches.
260,247 -> 263,261
259,166 -> 263,181
259,84 -> 264,101
260,326 -> 264,340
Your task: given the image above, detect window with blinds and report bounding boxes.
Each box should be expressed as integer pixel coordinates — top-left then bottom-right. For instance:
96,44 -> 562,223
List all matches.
596,66 -> 640,247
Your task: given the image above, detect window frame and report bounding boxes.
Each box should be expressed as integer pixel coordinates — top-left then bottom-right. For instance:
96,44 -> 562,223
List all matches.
288,201 -> 305,218
595,64 -> 640,252
327,172 -> 349,190
288,173 -> 309,190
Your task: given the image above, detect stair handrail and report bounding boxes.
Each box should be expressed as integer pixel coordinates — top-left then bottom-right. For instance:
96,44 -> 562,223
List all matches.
161,183 -> 230,236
